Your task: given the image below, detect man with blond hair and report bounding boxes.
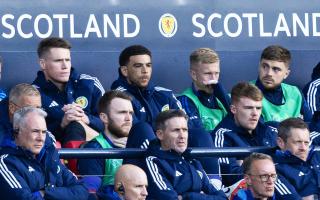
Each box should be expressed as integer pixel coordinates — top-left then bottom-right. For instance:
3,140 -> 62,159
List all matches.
179,47 -> 230,131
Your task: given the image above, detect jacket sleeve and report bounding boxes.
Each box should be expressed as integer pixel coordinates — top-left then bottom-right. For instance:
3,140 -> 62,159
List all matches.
145,156 -> 180,200
300,94 -> 312,123
213,83 -> 231,114
0,155 -> 44,200
303,81 -> 320,115
274,175 -> 302,200
181,161 -> 227,200
44,162 -> 89,200
87,78 -> 105,132
178,95 -> 205,130
168,92 -> 183,110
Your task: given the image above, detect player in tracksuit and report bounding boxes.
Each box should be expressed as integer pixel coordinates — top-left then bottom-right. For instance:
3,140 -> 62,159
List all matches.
178,48 -> 230,131
32,37 -> 104,146
144,110 -> 227,200
0,107 -> 88,200
211,82 -> 278,186
253,45 -> 311,123
273,117 -> 320,199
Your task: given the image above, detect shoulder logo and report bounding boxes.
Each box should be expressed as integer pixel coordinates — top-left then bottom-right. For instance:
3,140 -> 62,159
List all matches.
298,171 -> 305,176
75,96 -> 88,109
161,104 -> 170,112
28,166 -> 35,172
159,13 -> 178,38
175,170 -> 182,177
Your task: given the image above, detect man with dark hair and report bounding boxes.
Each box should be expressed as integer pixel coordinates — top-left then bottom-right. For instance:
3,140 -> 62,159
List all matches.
32,37 -> 104,148
145,109 -> 227,200
78,90 -> 134,200
253,45 -> 311,123
273,117 -> 320,199
212,82 -> 278,185
111,44 -> 181,127
0,107 -> 88,199
178,47 -> 230,131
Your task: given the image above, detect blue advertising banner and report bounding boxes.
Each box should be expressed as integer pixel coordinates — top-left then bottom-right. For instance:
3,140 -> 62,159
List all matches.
0,0 -> 319,92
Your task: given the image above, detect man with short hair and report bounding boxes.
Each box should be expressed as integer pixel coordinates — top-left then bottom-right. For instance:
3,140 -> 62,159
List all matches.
178,47 -> 230,131
0,107 -> 88,199
32,37 -> 104,146
111,44 -> 182,127
0,83 -> 48,145
114,164 -> 148,200
212,82 -> 278,185
253,45 -> 311,122
145,109 -> 227,199
78,90 -> 134,200
231,153 -> 277,200
274,117 -> 320,199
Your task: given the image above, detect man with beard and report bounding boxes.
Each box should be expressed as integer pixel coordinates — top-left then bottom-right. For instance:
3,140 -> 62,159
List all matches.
78,90 -> 134,200
253,45 -> 311,123
212,82 -> 278,186
273,118 -> 320,199
178,47 -> 230,131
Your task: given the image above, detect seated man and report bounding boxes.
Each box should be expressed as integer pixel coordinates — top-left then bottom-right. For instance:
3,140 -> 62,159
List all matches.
211,82 -> 278,185
32,37 -> 104,147
231,153 -> 297,200
178,47 -> 230,131
78,90 -> 134,199
253,45 -> 311,122
145,109 -> 227,199
111,44 -> 182,128
0,83 -> 55,147
114,164 -> 148,200
0,107 -> 88,199
274,117 -> 320,199
0,55 -> 6,102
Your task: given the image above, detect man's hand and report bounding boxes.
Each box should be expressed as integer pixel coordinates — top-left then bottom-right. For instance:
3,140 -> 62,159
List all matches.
60,103 -> 86,128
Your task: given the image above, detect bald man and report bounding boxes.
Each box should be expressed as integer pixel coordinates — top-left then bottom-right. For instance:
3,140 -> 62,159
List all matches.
114,164 -> 148,200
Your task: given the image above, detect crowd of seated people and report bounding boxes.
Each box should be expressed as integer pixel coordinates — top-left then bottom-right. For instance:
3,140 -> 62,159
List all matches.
1,36 -> 320,200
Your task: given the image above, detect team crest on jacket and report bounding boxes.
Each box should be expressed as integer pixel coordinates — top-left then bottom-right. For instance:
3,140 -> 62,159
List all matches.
159,13 -> 177,38
75,96 -> 88,109
161,104 -> 170,112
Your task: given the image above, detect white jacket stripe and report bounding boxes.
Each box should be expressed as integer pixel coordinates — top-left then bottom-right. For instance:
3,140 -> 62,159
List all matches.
275,179 -> 291,195
0,154 -> 22,188
307,79 -> 320,114
79,74 -> 105,94
146,156 -> 167,190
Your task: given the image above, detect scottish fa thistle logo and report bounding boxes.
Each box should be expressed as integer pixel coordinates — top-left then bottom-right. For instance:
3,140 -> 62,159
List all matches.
159,13 -> 178,38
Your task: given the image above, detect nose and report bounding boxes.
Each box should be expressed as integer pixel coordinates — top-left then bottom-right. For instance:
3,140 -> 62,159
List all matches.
125,112 -> 132,121
141,186 -> 148,196
141,65 -> 148,73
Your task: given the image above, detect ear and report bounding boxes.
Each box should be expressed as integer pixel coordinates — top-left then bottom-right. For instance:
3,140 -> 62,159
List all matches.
230,104 -> 236,115
156,129 -> 164,141
190,69 -> 197,81
244,174 -> 251,186
39,58 -> 46,71
99,113 -> 109,124
120,66 -> 128,77
277,137 -> 285,150
283,68 -> 290,80
8,101 -> 16,117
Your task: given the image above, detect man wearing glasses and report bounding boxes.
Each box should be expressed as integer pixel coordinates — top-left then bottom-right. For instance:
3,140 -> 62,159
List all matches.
231,153 -> 297,200
274,118 -> 320,199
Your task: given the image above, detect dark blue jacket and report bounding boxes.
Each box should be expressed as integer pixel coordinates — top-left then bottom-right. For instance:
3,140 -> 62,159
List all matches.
273,147 -> 320,198
211,114 -> 278,185
78,133 -> 121,200
144,139 -> 227,200
0,139 -> 88,200
0,97 -> 11,144
178,83 -> 231,130
255,78 -> 312,122
32,68 -> 104,140
111,70 -> 182,128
